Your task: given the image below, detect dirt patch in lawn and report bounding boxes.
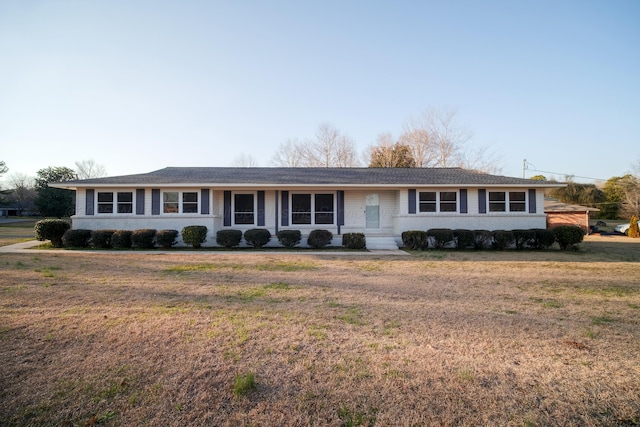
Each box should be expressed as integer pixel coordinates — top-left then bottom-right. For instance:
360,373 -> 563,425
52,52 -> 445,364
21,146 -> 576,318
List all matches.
1,250 -> 639,426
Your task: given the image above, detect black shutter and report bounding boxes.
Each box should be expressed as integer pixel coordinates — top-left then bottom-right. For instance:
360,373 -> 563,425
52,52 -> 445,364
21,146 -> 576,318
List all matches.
281,191 -> 289,226
152,189 -> 160,215
136,189 -> 145,215
201,189 -> 210,215
86,189 -> 94,215
528,189 -> 537,213
408,189 -> 416,214
224,191 -> 231,226
257,191 -> 265,226
478,189 -> 486,214
460,189 -> 468,214
337,190 -> 345,226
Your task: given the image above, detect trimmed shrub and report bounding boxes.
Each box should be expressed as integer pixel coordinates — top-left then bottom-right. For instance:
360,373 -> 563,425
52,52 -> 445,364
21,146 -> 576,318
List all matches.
131,229 -> 156,249
453,229 -> 474,250
342,233 -> 366,250
530,228 -> 555,250
512,229 -> 536,250
307,229 -> 333,249
216,229 -> 242,248
427,228 -> 454,249
629,215 -> 639,238
91,230 -> 116,249
182,226 -> 208,248
111,230 -> 132,249
401,230 -> 428,250
553,225 -> 584,250
473,230 -> 492,250
244,228 -> 272,248
492,230 -> 514,250
156,229 -> 179,249
62,229 -> 91,248
34,219 -> 71,248
277,230 -> 301,248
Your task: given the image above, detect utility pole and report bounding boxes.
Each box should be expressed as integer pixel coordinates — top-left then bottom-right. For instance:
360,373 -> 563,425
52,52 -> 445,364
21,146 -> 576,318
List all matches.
522,159 -> 527,178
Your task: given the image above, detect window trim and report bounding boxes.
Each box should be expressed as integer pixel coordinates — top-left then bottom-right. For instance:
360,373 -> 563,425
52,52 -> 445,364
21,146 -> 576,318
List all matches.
417,190 -> 458,213
290,192 -> 335,226
232,192 -> 256,225
487,190 -> 528,213
162,190 -> 200,214
96,191 -> 136,215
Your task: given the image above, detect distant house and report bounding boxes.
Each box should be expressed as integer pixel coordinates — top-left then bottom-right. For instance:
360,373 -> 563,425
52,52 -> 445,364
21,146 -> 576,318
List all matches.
544,198 -> 599,234
51,167 -> 563,249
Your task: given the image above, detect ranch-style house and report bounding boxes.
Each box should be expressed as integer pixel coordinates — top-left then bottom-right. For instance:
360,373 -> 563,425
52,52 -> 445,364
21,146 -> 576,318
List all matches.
52,167 -> 563,249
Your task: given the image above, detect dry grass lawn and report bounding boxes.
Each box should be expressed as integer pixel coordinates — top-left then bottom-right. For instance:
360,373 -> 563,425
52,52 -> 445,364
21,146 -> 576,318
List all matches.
1,238 -> 639,426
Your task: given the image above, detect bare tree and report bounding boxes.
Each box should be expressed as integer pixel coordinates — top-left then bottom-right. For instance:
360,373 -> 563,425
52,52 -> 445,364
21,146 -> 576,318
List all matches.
75,159 -> 107,179
231,153 -> 258,167
457,145 -> 502,175
273,124 -> 360,168
6,173 -> 36,215
271,138 -> 306,167
367,133 -> 416,167
618,174 -> 640,218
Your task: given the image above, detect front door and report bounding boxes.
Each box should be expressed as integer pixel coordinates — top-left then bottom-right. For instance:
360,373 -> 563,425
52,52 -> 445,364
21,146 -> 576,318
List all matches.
365,194 -> 380,229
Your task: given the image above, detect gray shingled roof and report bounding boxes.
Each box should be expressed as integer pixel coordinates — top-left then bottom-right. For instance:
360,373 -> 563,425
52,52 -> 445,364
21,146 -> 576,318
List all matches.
54,167 -> 561,188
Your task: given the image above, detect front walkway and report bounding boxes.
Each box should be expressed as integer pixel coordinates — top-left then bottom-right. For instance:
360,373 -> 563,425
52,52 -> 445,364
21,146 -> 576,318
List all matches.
0,240 -> 409,256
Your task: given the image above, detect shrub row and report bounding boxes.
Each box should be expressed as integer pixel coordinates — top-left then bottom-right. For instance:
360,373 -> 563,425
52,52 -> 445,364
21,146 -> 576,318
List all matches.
402,227 -> 582,251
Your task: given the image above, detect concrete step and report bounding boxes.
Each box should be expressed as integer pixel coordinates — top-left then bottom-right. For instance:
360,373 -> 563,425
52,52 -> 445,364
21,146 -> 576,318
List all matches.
365,236 -> 399,250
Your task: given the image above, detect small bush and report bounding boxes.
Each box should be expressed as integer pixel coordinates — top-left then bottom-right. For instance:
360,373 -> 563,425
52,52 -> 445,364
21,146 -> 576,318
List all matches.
473,230 -> 492,250
131,229 -> 156,249
342,233 -> 366,249
216,229 -> 242,248
34,219 -> 71,248
453,229 -> 475,250
182,225 -> 208,248
91,230 -> 116,248
307,229 -> 333,249
277,230 -> 301,248
553,225 -> 584,250
62,229 -> 91,248
427,228 -> 454,249
492,230 -> 514,250
156,229 -> 179,249
629,215 -> 639,238
530,228 -> 555,250
512,229 -> 536,250
401,230 -> 428,250
111,230 -> 132,249
244,228 -> 272,248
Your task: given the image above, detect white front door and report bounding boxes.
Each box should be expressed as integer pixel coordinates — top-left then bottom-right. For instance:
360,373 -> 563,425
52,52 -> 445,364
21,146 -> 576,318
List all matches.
365,193 -> 380,229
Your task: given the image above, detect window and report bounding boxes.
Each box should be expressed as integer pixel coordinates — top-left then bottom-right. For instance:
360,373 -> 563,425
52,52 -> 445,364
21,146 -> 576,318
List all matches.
292,194 -> 311,224
291,193 -> 334,225
418,191 -> 457,213
315,194 -> 334,224
234,194 -> 254,224
182,192 -> 198,213
419,192 -> 436,212
163,192 -> 179,213
509,191 -> 526,212
489,192 -> 506,212
488,191 -> 527,212
117,192 -> 133,213
440,192 -> 457,212
97,192 -> 113,213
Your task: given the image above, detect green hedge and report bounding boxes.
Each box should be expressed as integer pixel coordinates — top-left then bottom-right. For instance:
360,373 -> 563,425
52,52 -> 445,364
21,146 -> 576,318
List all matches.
453,229 -> 475,250
492,230 -> 514,250
553,226 -> 584,250
62,229 -> 92,248
244,228 -> 272,248
131,229 -> 156,249
512,229 -> 536,250
34,219 -> 71,248
307,230 -> 333,249
427,228 -> 454,249
342,233 -> 366,249
401,231 -> 428,250
473,230 -> 492,250
277,230 -> 301,248
91,230 -> 116,248
216,229 -> 242,248
181,226 -> 208,248
156,229 -> 179,249
111,230 -> 132,249
530,229 -> 555,250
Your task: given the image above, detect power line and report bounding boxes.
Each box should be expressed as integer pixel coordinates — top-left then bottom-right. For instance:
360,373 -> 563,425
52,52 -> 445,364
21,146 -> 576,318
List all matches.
522,159 -> 604,182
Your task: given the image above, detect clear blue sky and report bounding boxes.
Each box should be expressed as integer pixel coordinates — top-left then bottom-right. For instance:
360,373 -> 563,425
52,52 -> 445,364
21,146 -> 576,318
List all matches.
1,0 -> 638,183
